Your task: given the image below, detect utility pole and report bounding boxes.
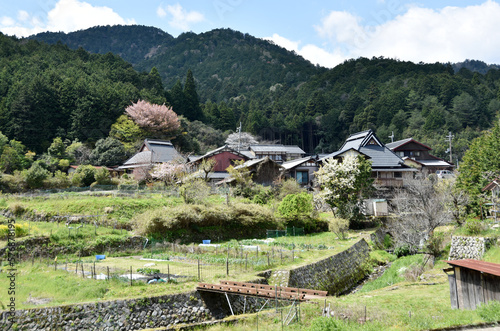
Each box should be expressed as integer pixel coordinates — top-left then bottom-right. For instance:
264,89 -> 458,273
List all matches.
237,122 -> 242,152
445,131 -> 454,164
388,131 -> 394,143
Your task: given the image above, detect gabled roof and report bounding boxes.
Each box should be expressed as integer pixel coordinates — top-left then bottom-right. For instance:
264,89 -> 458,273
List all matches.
249,144 -> 305,154
120,139 -> 182,169
319,148 -> 369,163
386,138 -> 432,151
141,139 -> 183,163
446,259 -> 500,277
281,156 -> 318,170
359,145 -> 407,169
323,130 -> 415,171
187,145 -> 249,164
339,130 -> 383,151
483,177 -> 500,192
235,157 -> 283,170
402,157 -> 453,167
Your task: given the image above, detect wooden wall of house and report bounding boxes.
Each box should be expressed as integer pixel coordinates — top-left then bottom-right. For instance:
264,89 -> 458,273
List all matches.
210,152 -> 246,172
450,267 -> 500,310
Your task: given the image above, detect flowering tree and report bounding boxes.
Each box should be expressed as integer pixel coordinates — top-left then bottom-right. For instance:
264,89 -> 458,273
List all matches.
125,100 -> 180,138
315,155 -> 372,220
225,132 -> 259,150
150,160 -> 187,184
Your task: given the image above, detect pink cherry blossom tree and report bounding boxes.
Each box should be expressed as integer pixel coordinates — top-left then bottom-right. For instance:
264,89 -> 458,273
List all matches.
125,100 -> 180,138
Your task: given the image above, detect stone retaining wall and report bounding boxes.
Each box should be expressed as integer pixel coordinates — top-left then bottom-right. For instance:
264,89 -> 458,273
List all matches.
1,291 -> 214,331
1,240 -> 372,330
288,239 -> 371,295
0,235 -> 146,260
448,236 -> 495,260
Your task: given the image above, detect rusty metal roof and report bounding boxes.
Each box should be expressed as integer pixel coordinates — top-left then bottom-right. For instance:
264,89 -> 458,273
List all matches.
445,259 -> 500,277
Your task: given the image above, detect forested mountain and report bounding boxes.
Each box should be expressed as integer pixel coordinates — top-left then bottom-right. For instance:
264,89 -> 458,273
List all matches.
12,25 -> 500,161
0,32 -> 165,153
28,25 -> 174,67
30,26 -> 323,104
451,60 -> 500,75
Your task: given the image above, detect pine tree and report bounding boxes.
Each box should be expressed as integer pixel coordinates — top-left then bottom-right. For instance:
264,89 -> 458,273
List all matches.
183,69 -> 203,121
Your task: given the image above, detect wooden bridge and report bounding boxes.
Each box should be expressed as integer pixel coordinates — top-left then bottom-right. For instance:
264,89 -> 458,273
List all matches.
197,280 -> 327,301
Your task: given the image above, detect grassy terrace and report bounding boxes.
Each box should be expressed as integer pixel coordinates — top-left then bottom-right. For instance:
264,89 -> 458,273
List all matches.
1,192 -> 499,330
0,231 -> 368,310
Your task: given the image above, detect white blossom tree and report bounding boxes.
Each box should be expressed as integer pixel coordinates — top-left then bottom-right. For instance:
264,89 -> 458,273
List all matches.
315,155 -> 373,220
225,132 -> 259,150
150,160 -> 187,184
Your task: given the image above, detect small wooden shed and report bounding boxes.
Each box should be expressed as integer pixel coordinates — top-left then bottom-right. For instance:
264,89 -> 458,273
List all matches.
444,259 -> 500,310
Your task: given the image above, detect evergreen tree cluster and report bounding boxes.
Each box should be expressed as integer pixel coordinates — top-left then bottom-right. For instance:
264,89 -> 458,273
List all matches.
0,32 -> 165,153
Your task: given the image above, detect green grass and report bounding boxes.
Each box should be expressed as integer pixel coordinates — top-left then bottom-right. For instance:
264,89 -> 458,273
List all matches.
3,194 -> 184,222
359,254 -> 425,293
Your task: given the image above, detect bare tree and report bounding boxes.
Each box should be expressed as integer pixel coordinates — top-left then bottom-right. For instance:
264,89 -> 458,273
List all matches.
389,178 -> 451,250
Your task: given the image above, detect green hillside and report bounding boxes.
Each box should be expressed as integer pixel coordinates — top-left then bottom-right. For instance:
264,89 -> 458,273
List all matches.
14,25 -> 500,158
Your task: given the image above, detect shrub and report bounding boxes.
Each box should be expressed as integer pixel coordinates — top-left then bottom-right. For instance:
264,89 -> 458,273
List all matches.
25,161 -> 50,189
133,203 -> 279,238
71,165 -> 97,187
10,203 -> 25,216
277,192 -> 313,220
464,218 -> 485,235
179,178 -> 211,204
276,178 -> 303,200
0,222 -> 30,238
394,244 -> 416,258
328,217 -> 349,240
94,168 -> 113,185
425,232 -> 445,257
252,186 -> 273,205
0,171 -> 27,192
383,233 -> 393,249
44,170 -> 71,189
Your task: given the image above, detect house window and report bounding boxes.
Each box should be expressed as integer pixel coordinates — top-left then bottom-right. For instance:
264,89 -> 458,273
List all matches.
394,172 -> 402,178
296,171 -> 309,184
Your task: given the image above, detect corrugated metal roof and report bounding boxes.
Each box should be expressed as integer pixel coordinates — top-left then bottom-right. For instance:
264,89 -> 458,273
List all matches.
249,145 -> 305,154
187,145 -> 249,164
446,259 -> 500,277
282,156 -> 316,170
483,177 -> 500,192
385,138 -> 413,150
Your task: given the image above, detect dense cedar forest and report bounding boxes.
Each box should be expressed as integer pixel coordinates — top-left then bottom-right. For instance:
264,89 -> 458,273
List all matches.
0,25 -> 498,163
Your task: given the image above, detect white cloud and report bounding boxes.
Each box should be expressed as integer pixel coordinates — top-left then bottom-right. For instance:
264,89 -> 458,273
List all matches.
265,33 -> 345,68
157,3 -> 205,31
0,0 -> 135,37
312,0 -> 500,67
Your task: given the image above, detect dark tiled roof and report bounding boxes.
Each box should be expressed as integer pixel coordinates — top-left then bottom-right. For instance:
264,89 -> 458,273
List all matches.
120,139 -> 182,169
359,145 -> 405,168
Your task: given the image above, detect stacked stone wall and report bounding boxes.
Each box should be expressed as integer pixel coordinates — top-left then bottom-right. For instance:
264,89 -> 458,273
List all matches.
448,236 -> 495,260
1,291 -> 213,331
288,239 -> 371,295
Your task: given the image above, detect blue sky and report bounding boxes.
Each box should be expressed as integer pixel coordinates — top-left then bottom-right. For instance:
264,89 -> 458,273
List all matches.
1,0 -> 499,68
